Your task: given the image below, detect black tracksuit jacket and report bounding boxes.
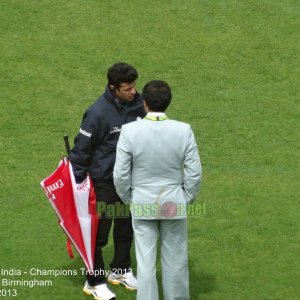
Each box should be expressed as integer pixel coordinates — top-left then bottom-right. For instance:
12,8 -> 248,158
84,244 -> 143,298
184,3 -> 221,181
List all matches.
69,86 -> 146,183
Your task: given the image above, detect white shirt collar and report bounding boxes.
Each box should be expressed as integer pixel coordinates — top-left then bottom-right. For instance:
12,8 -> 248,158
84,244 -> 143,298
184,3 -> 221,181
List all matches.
146,112 -> 166,117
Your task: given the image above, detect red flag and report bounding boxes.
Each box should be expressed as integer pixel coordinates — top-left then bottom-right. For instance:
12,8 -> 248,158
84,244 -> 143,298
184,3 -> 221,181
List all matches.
40,159 -> 99,271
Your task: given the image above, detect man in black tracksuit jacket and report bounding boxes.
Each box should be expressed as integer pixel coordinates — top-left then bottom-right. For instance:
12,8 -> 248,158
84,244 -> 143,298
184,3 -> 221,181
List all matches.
69,63 -> 146,299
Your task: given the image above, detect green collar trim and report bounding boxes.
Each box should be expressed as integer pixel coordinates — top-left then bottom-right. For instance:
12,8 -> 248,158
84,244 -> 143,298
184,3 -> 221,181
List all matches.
144,115 -> 168,121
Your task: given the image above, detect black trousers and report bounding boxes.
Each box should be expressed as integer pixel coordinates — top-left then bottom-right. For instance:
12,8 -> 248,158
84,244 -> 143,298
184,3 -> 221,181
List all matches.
86,180 -> 133,286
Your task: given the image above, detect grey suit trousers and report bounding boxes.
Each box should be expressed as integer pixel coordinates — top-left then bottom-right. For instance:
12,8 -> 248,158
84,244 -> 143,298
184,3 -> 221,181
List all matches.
132,218 -> 189,300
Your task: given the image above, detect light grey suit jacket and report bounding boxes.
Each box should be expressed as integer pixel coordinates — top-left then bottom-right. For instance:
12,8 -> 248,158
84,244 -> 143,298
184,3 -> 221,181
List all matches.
113,115 -> 202,219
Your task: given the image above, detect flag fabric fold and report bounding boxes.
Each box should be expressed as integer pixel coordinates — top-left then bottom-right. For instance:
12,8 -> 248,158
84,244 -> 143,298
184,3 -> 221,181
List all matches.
40,158 -> 98,271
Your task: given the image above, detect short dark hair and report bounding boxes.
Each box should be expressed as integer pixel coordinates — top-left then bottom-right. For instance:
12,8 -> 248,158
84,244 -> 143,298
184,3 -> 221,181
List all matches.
107,62 -> 138,88
142,80 -> 172,112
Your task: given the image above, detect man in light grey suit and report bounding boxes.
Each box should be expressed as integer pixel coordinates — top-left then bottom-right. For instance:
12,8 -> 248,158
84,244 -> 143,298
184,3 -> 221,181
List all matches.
113,80 -> 202,300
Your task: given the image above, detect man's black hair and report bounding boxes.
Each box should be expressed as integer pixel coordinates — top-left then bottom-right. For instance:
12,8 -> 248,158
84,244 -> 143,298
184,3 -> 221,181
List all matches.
142,80 -> 172,112
107,62 -> 138,88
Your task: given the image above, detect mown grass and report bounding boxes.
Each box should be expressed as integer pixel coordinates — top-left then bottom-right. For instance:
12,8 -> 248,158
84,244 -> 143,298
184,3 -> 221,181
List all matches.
1,1 -> 299,299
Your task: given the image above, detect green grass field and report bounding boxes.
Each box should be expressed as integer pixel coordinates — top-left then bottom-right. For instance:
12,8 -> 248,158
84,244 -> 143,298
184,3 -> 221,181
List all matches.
1,1 -> 299,299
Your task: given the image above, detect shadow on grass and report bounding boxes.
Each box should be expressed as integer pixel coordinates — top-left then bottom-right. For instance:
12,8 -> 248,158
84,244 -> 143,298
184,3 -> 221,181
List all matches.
60,246 -> 215,299
62,258 -> 85,286
61,243 -> 114,286
189,260 -> 215,299
61,241 -> 129,287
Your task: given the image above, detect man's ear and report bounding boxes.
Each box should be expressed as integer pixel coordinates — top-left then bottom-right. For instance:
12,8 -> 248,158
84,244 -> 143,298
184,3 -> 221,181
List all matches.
143,100 -> 149,112
109,85 -> 115,91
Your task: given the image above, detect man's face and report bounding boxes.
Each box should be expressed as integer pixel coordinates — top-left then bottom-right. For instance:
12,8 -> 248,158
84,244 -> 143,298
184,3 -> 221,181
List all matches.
114,82 -> 136,102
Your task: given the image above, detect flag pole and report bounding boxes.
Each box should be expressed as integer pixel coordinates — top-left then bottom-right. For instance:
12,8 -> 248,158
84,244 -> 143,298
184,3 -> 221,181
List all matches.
63,135 -> 71,155
63,134 -> 74,258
